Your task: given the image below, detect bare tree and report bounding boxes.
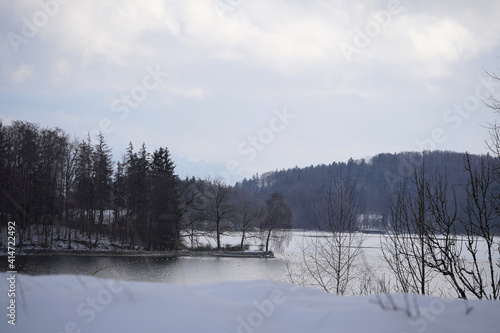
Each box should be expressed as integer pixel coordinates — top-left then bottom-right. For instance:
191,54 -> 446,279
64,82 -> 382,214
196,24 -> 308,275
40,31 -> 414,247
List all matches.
298,175 -> 365,295
484,69 -> 500,296
178,177 -> 206,248
260,192 -> 292,253
386,153 -> 500,299
460,153 -> 499,299
421,171 -> 467,298
204,177 -> 233,250
485,70 -> 500,157
382,158 -> 435,295
424,154 -> 500,299
405,69 -> 500,299
236,200 -> 259,250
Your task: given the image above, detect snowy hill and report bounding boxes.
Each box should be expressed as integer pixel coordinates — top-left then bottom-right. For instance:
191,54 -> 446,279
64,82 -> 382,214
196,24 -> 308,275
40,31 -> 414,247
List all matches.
1,273 -> 499,333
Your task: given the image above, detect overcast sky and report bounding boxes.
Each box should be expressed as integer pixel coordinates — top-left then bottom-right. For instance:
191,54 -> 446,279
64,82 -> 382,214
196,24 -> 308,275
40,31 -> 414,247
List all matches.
1,0 -> 500,184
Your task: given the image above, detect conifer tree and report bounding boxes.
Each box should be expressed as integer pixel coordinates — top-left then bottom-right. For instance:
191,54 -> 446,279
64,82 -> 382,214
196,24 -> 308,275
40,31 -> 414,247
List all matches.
150,147 -> 181,250
92,132 -> 113,245
75,135 -> 94,243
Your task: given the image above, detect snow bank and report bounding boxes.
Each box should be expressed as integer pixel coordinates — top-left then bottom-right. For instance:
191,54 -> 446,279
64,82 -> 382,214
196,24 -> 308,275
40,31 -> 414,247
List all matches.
1,273 -> 498,333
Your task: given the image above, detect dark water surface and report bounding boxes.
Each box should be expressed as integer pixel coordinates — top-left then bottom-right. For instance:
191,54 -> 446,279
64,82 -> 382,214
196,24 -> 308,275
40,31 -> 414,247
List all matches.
2,255 -> 287,284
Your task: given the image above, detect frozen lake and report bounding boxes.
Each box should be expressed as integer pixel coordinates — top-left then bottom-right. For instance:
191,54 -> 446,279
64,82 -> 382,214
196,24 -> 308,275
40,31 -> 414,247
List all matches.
9,231 -> 381,285
6,231 -> 498,297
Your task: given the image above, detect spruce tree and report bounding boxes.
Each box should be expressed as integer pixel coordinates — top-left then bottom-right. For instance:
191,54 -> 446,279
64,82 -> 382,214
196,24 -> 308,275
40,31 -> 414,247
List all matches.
92,132 -> 113,245
150,147 -> 181,250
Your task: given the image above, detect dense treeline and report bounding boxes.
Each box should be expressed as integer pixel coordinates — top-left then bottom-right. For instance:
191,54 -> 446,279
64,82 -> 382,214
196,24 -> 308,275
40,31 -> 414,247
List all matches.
236,150 -> 496,230
0,121 -> 180,251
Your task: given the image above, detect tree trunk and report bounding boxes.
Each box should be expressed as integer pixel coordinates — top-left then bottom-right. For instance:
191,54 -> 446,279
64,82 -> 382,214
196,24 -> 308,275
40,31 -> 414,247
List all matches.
240,229 -> 245,250
216,218 -> 221,250
265,229 -> 271,253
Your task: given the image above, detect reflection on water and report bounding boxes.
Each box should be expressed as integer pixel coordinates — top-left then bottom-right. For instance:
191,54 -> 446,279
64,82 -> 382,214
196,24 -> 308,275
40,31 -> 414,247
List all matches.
6,255 -> 287,285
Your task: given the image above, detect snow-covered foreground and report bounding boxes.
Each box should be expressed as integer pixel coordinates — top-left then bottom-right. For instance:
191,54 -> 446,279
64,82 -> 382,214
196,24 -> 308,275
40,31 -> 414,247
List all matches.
1,273 -> 498,333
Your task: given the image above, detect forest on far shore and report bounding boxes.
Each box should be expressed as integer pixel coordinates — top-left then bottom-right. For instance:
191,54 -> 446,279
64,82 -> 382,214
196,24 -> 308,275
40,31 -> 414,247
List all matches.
237,149 -> 496,229
0,120 -> 497,252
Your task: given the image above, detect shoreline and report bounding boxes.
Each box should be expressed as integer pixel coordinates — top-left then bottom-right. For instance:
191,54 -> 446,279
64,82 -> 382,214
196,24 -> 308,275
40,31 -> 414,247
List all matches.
0,249 -> 275,258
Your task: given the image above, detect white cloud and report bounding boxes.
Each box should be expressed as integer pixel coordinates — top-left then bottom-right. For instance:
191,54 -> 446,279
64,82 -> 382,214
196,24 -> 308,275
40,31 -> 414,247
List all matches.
367,4 -> 500,81
392,16 -> 481,78
6,0 -> 495,83
43,1 -> 181,66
